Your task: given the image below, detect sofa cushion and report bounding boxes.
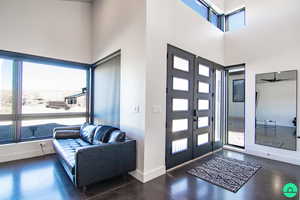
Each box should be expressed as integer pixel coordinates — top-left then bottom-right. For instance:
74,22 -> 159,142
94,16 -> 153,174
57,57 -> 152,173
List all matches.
80,123 -> 97,144
93,126 -> 119,144
108,130 -> 126,143
53,138 -> 91,174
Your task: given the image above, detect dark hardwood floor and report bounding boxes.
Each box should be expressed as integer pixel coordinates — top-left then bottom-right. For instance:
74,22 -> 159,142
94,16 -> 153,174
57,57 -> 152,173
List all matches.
0,150 -> 299,200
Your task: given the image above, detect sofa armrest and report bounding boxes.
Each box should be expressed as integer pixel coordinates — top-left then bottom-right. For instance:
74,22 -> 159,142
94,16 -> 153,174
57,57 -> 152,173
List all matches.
53,130 -> 80,139
53,126 -> 81,132
75,140 -> 136,187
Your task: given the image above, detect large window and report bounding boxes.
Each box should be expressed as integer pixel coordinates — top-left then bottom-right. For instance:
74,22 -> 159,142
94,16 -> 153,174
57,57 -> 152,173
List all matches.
22,62 -> 87,114
226,8 -> 246,32
0,55 -> 89,143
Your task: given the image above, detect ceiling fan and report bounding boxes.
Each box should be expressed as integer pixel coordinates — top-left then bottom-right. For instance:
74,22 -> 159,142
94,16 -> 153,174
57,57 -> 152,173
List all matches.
260,72 -> 289,82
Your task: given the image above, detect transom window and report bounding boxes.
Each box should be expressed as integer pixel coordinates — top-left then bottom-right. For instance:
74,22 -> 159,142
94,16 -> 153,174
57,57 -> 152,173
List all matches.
225,8 -> 246,32
180,0 -> 223,30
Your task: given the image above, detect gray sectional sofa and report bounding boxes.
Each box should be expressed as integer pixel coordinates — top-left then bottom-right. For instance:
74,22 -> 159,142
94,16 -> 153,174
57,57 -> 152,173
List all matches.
52,123 -> 136,190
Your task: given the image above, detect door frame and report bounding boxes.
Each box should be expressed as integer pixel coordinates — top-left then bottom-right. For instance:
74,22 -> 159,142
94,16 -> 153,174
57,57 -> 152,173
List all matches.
166,45 -> 225,169
224,64 -> 246,149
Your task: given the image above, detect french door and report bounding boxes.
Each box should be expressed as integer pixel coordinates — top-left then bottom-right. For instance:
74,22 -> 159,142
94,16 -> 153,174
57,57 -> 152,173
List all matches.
166,45 -> 224,169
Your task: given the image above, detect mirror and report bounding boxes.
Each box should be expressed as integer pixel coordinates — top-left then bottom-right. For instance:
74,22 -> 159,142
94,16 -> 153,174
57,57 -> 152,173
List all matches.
255,70 -> 297,151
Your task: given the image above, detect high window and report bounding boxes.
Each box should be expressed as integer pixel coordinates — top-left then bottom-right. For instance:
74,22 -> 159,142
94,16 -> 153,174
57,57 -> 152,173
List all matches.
0,54 -> 89,143
225,8 -> 246,32
180,0 -> 222,30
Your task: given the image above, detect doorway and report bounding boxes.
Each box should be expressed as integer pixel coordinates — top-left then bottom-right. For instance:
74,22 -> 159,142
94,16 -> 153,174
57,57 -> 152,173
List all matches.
166,45 -> 225,169
225,66 -> 245,148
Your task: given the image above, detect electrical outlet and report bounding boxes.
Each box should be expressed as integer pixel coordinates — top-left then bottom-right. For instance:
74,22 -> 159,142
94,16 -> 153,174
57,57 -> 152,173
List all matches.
40,142 -> 46,148
40,142 -> 47,154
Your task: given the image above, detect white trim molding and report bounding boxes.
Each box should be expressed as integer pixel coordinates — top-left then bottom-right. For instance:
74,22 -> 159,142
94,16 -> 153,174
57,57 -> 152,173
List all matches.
130,165 -> 166,183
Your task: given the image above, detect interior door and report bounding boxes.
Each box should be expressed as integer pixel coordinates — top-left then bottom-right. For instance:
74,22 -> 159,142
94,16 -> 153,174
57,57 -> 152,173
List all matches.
166,45 -> 224,169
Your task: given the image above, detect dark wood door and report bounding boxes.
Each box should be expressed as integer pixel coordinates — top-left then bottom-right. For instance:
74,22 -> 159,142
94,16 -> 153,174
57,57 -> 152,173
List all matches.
166,45 -> 224,169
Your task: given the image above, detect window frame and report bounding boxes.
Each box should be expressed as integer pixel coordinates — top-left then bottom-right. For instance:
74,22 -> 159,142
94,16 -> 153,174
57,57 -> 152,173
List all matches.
196,0 -> 209,20
197,0 -> 223,30
0,50 -> 91,144
225,7 -> 246,32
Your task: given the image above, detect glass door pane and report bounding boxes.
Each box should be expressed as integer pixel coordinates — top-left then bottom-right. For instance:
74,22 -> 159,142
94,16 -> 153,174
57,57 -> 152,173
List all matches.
214,70 -> 222,142
227,67 -> 245,147
0,58 -> 15,143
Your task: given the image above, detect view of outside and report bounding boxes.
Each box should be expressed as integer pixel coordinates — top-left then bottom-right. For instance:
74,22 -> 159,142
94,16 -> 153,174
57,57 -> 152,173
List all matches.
22,62 -> 87,114
21,118 -> 86,139
0,59 -> 87,142
21,62 -> 87,140
0,59 -> 14,142
0,59 -> 13,114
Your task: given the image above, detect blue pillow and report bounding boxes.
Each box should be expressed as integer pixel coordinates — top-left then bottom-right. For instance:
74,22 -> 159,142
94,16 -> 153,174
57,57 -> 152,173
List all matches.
93,126 -> 119,144
80,123 -> 97,144
108,130 -> 126,143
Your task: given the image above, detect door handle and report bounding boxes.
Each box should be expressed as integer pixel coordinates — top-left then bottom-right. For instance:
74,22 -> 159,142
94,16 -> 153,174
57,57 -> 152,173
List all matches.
193,109 -> 198,121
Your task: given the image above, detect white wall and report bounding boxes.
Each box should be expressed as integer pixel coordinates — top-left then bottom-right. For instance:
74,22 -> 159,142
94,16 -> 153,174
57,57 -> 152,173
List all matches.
225,0 -> 300,164
0,0 -> 92,63
144,0 -> 224,180
92,0 -> 147,182
228,74 -> 245,118
256,80 -> 296,127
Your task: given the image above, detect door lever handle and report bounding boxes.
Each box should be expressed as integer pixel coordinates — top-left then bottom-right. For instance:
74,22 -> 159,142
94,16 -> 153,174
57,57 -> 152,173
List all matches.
193,109 -> 199,117
193,109 -> 198,122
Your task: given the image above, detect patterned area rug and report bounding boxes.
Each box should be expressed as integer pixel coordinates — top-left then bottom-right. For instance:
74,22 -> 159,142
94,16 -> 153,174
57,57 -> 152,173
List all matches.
187,156 -> 261,193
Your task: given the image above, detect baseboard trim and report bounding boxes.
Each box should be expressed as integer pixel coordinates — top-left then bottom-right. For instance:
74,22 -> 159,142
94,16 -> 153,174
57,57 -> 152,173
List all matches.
0,139 -> 54,163
245,149 -> 300,166
130,165 -> 166,183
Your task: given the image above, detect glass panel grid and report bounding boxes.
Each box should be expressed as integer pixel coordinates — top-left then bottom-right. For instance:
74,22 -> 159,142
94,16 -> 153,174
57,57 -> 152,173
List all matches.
172,119 -> 188,132
172,99 -> 188,111
198,117 -> 209,128
198,133 -> 209,146
172,138 -> 188,154
173,56 -> 189,72
173,77 -> 189,91
198,82 -> 209,93
198,99 -> 209,110
199,64 -> 209,77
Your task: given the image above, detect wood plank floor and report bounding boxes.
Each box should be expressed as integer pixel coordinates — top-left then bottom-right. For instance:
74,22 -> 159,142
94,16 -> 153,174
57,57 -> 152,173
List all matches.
0,150 -> 299,200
